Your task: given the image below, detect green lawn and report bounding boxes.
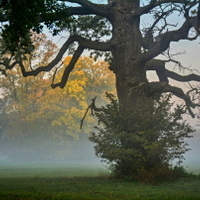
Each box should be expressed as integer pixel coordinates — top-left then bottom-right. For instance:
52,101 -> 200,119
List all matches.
0,163 -> 200,200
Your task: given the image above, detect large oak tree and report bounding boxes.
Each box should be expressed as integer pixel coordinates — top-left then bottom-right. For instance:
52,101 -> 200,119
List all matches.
0,0 -> 200,116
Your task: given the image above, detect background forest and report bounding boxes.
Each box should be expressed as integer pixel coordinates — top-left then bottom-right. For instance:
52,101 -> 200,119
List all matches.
0,33 -> 115,162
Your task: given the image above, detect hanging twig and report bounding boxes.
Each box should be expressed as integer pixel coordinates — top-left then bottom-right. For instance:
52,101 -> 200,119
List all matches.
80,96 -> 103,129
80,105 -> 91,129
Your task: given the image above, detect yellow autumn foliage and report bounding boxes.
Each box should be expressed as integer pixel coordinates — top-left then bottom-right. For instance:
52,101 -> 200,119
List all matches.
1,55 -> 115,145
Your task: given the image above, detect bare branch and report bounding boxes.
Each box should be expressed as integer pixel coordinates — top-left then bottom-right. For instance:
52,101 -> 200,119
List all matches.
51,61 -> 63,86
51,45 -> 84,89
139,0 -> 198,15
1,60 -> 20,71
165,70 -> 200,82
148,82 -> 200,117
64,0 -> 109,17
145,59 -> 200,83
80,105 -> 91,129
146,59 -> 200,117
74,35 -> 111,51
145,59 -> 169,82
141,16 -> 198,62
17,35 -> 111,78
80,96 -> 104,129
19,36 -> 77,76
142,7 -> 176,50
68,6 -> 96,15
63,0 -> 98,8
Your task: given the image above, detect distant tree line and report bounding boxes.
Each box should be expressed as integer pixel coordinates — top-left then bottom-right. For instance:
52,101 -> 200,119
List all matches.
0,33 -> 115,162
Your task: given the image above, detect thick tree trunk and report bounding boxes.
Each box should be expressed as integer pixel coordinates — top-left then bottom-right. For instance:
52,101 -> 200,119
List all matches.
109,0 -> 148,110
108,1 -> 159,175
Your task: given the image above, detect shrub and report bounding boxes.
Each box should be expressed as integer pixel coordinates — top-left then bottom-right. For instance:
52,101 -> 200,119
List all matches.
89,93 -> 194,183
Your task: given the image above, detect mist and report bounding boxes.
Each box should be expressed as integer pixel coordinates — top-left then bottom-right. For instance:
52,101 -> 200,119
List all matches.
0,132 -> 102,165
0,127 -> 200,174
183,128 -> 200,174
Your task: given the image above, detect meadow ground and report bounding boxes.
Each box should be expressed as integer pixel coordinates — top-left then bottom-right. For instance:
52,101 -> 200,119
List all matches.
0,163 -> 200,200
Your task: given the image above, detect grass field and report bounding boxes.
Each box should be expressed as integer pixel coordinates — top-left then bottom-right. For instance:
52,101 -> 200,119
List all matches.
0,163 -> 200,200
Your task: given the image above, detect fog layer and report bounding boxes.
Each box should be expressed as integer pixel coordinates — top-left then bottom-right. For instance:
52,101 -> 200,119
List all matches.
0,129 -> 200,174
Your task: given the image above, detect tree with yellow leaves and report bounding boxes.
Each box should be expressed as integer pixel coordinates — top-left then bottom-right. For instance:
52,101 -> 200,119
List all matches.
0,37 -> 115,161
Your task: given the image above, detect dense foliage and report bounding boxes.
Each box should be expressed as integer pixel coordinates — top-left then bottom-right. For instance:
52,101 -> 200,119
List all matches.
0,0 -> 70,54
89,93 -> 194,182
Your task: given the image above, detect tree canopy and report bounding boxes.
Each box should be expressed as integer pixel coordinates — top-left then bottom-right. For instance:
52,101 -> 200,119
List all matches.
0,0 -> 200,117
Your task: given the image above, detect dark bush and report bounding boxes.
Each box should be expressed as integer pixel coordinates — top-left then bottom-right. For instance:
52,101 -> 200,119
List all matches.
89,93 -> 194,183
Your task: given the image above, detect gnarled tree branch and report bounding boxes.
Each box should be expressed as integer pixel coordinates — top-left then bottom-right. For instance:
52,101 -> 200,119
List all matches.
17,35 -> 111,77
19,36 -> 77,77
165,70 -> 200,82
80,96 -> 104,129
145,58 -> 200,117
16,35 -> 111,88
51,45 -> 84,88
148,81 -> 200,117
139,0 -> 198,15
64,0 -> 109,17
145,59 -> 169,83
145,59 -> 200,83
141,16 -> 198,63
